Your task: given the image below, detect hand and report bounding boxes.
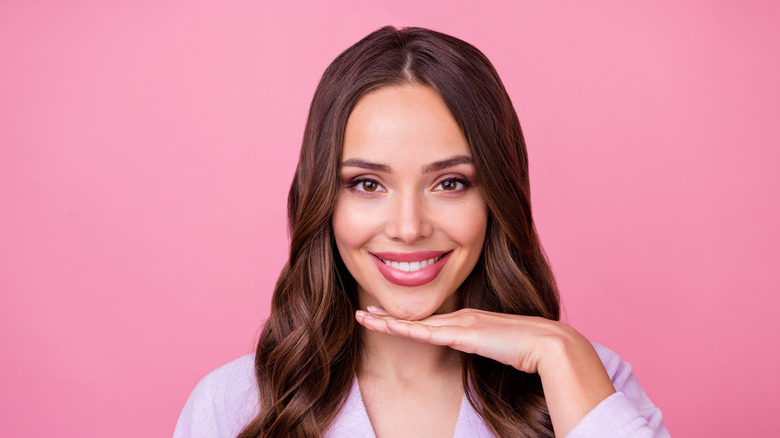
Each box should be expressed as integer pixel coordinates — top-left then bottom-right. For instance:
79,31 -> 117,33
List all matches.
355,307 -> 616,436
356,307 -> 580,373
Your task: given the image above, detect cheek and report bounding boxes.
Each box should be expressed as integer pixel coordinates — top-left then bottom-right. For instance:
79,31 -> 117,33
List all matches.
439,199 -> 488,251
332,198 -> 375,262
467,204 -> 489,240
332,202 -> 353,260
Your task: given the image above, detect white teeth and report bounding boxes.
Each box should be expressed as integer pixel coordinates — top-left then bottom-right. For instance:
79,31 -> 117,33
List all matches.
381,255 -> 442,272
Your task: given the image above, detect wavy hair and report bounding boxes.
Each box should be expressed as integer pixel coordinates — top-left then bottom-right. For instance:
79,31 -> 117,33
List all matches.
238,26 -> 560,438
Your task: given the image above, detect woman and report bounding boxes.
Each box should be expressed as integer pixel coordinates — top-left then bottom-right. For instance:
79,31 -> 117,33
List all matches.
174,26 -> 669,437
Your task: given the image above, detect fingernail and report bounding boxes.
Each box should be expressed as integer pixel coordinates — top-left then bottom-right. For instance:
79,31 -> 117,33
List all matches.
356,310 -> 376,320
366,305 -> 388,314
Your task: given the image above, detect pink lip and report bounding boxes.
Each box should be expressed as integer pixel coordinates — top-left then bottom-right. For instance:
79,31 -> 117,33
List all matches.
370,250 -> 452,287
371,250 -> 448,262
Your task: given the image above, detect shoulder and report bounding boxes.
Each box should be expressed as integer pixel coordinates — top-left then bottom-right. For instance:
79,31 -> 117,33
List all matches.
173,354 -> 259,438
592,343 -> 635,384
591,343 -> 657,411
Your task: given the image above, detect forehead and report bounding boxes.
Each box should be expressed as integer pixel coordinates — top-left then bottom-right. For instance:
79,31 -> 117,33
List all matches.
342,84 -> 471,163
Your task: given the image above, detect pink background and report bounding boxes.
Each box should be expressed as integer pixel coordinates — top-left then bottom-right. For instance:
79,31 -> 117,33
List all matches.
1,1 -> 778,436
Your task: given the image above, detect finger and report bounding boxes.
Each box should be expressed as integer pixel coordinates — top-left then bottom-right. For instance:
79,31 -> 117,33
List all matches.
356,310 -> 399,325
365,305 -> 391,316
411,314 -> 461,326
410,308 -> 486,327
356,310 -> 453,343
355,310 -> 396,334
356,310 -> 396,321
357,312 -> 481,356
385,319 -> 478,354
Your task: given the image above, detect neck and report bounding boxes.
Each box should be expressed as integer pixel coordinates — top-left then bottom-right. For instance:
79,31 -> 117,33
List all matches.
358,325 -> 462,384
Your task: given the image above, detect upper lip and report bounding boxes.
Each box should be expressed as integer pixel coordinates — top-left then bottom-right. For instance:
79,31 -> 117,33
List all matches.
370,250 -> 451,263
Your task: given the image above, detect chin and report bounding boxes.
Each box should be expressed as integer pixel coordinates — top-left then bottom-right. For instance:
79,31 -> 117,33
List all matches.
383,297 -> 452,321
391,308 -> 432,321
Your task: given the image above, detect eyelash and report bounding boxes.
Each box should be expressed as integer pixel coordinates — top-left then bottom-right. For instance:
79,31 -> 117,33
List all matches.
346,178 -> 385,193
435,177 -> 473,192
345,177 -> 473,193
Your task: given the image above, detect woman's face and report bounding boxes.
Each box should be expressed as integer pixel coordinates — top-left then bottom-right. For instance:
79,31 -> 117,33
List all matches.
333,84 -> 488,320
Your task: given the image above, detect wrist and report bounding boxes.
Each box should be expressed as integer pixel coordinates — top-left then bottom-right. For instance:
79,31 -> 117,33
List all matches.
535,321 -> 588,375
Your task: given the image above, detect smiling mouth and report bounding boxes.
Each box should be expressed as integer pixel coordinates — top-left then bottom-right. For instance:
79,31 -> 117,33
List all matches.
375,254 -> 444,272
369,250 -> 452,287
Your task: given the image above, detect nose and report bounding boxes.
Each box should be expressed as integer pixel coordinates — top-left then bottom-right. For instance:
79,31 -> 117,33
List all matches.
385,189 -> 433,244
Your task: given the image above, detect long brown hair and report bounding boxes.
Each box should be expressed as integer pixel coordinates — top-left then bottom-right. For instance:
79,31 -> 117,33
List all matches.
238,26 -> 559,438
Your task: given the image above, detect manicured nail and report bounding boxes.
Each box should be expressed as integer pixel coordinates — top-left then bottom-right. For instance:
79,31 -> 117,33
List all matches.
356,310 -> 376,320
367,305 -> 389,314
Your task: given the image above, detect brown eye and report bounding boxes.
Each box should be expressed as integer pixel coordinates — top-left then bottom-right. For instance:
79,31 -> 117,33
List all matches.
349,178 -> 384,193
361,180 -> 378,192
440,179 -> 457,190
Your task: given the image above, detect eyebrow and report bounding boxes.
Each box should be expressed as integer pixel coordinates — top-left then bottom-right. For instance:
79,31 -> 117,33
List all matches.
422,155 -> 473,173
340,155 -> 473,173
339,159 -> 391,172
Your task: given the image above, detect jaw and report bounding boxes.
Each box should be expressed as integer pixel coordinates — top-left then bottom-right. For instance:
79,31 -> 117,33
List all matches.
358,282 -> 460,321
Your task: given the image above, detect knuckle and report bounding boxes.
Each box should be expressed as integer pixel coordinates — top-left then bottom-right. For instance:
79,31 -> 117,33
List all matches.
424,325 -> 437,342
